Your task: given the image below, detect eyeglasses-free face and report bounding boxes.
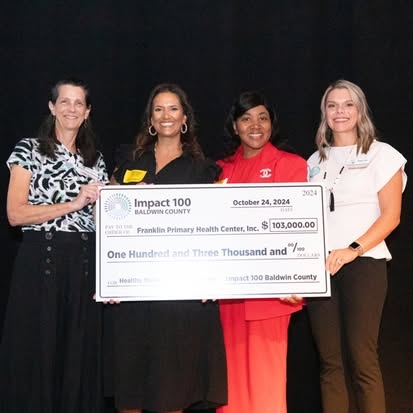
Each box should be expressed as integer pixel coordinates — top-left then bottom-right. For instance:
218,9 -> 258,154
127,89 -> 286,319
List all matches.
325,88 -> 359,136
233,105 -> 272,158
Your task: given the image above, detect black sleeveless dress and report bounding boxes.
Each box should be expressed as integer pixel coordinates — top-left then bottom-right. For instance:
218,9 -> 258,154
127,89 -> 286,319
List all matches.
106,150 -> 228,412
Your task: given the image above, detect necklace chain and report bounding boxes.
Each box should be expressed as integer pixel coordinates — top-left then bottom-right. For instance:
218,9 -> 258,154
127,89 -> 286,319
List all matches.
323,146 -> 354,211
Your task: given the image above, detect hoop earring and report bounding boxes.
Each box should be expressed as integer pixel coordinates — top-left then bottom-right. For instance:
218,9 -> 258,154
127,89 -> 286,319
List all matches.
149,125 -> 157,136
181,123 -> 188,134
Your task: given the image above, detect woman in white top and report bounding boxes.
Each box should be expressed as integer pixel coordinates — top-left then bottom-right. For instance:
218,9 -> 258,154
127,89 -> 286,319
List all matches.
307,79 -> 407,413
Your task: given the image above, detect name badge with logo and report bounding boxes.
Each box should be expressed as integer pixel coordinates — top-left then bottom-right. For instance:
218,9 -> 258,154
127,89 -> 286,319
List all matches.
347,156 -> 370,169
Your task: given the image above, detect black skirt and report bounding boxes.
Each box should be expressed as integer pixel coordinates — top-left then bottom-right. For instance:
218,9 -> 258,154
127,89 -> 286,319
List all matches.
0,231 -> 103,413
108,299 -> 228,412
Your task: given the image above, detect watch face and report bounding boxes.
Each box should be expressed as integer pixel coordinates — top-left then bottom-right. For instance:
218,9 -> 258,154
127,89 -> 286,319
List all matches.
349,242 -> 360,250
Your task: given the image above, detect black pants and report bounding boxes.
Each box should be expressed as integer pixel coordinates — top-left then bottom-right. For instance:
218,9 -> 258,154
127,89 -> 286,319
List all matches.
307,257 -> 387,413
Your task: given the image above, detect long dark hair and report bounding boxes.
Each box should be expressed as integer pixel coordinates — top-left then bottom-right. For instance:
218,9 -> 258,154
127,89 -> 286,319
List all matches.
219,90 -> 284,159
131,83 -> 205,160
37,78 -> 100,167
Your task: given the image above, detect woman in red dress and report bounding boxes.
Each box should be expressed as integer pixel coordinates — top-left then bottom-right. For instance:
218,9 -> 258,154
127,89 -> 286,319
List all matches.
216,91 -> 307,413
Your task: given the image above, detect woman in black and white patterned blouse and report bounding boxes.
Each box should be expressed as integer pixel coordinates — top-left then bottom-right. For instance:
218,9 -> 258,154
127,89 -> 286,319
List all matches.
0,78 -> 108,413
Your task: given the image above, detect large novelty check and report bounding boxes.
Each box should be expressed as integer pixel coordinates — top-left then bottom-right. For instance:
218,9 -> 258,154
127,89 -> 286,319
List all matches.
95,183 -> 330,301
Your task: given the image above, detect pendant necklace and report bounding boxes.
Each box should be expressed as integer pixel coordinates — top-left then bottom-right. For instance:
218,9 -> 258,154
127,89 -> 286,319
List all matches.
323,146 -> 354,212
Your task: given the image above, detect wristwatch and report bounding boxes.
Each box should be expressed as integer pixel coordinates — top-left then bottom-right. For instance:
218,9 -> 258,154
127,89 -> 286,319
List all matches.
349,241 -> 363,255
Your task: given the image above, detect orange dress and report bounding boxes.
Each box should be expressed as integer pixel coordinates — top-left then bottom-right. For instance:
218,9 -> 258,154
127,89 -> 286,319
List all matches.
217,142 -> 307,413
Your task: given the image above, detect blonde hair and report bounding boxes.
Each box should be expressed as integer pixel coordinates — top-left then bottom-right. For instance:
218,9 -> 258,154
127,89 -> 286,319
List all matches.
315,79 -> 377,160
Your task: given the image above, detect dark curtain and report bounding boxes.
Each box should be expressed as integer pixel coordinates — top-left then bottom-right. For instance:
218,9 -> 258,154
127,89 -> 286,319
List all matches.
1,1 -> 412,412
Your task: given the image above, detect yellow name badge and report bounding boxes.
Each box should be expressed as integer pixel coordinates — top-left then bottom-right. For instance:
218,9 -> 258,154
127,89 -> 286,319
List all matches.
123,169 -> 147,183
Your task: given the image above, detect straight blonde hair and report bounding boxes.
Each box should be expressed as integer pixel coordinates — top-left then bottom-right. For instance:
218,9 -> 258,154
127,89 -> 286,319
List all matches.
315,79 -> 377,161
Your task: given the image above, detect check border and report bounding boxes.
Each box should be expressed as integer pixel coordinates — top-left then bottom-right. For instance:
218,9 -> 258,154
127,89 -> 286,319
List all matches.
95,183 -> 330,301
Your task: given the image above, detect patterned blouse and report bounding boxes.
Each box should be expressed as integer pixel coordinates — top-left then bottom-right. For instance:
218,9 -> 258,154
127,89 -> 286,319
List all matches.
7,137 -> 108,232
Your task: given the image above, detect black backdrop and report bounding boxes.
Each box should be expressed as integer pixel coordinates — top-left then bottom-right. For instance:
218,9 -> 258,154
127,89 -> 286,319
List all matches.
1,1 -> 412,412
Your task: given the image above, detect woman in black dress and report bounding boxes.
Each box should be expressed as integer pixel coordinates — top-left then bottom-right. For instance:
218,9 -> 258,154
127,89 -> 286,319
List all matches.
108,83 -> 227,413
